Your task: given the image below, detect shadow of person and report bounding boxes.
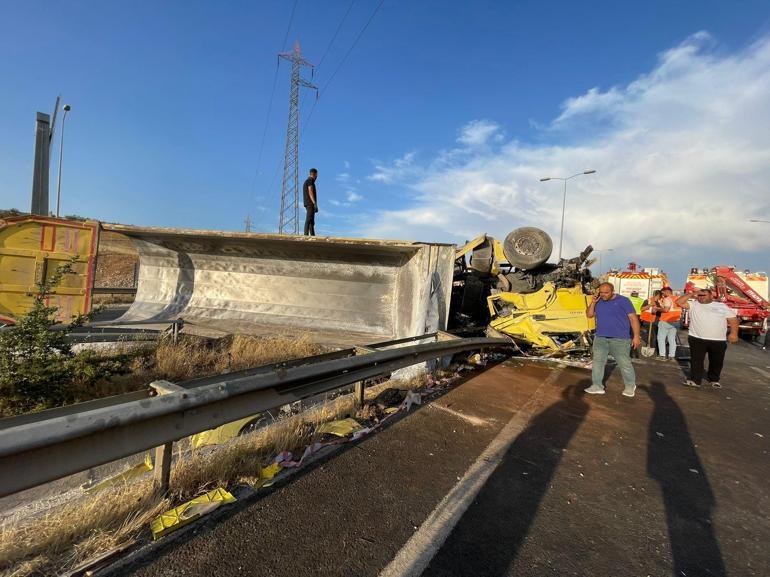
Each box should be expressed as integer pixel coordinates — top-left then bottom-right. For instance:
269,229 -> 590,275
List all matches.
421,382 -> 591,577
640,382 -> 726,577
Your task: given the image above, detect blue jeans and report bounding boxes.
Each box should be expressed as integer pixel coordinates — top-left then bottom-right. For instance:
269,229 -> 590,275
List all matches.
592,336 -> 636,389
657,321 -> 678,358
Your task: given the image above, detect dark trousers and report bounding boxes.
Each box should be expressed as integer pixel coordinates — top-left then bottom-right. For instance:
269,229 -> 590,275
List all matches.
304,206 -> 315,236
688,336 -> 727,384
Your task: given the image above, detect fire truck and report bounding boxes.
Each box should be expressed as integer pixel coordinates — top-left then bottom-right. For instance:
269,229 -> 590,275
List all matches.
606,263 -> 670,300
683,266 -> 769,338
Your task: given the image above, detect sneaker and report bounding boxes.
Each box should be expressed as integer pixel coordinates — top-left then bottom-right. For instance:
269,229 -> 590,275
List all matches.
709,381 -> 722,389
584,384 -> 606,395
684,379 -> 700,388
622,386 -> 636,398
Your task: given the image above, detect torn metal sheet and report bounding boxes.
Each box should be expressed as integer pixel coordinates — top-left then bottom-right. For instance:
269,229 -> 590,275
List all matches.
100,225 -> 455,346
150,487 -> 235,540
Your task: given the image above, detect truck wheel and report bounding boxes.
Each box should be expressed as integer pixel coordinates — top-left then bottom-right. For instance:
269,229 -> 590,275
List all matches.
469,238 -> 494,275
502,227 -> 553,270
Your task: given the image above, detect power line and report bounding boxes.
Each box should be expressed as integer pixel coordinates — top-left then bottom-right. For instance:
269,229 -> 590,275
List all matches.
316,0 -> 356,72
320,0 -> 385,94
301,0 -> 386,137
280,0 -> 300,51
250,0 -> 300,196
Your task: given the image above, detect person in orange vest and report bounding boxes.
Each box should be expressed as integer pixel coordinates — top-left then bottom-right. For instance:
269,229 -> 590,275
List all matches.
656,287 -> 680,360
641,289 -> 663,354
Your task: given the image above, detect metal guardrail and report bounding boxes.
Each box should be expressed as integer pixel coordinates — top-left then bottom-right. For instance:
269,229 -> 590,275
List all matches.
0,334 -> 512,498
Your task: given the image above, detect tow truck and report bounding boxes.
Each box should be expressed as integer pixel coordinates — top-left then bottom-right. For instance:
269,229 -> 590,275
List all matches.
683,266 -> 770,338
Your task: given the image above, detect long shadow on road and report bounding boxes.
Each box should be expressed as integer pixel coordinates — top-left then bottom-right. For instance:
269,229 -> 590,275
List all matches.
421,381 -> 591,577
642,381 -> 727,577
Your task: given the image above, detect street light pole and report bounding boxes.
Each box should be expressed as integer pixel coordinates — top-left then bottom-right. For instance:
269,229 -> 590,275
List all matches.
55,104 -> 71,218
539,169 -> 596,260
749,219 -> 770,224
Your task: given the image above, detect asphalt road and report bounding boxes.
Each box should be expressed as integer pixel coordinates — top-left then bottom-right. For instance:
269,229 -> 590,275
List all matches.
109,340 -> 770,577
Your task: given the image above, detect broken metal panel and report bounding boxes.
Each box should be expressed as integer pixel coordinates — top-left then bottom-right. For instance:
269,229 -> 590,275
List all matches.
102,225 -> 455,345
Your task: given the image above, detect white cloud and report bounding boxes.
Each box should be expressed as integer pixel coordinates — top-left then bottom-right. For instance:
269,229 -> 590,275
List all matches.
346,191 -> 363,202
367,151 -> 418,184
457,119 -> 503,147
336,172 -> 351,182
358,33 -> 770,274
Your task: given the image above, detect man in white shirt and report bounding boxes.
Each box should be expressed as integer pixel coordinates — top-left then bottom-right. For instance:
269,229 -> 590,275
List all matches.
676,289 -> 739,388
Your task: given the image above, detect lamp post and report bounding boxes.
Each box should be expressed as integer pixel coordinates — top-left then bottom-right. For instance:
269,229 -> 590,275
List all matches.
539,170 -> 596,260
55,104 -> 71,218
749,219 -> 770,224
595,248 -> 614,274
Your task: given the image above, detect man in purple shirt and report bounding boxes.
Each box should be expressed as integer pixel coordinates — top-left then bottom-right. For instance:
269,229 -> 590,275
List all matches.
585,282 -> 642,397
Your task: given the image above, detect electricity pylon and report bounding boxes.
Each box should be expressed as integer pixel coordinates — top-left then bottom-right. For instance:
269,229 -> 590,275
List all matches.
278,41 -> 317,234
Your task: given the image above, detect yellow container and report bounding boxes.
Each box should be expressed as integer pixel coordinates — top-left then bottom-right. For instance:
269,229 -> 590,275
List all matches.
0,216 -> 99,324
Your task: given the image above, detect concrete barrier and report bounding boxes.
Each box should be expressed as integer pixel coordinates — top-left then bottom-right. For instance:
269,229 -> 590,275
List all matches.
102,225 -> 455,346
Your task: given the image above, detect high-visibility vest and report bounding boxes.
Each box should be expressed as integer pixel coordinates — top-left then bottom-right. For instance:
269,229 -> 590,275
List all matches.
659,296 -> 681,323
628,295 -> 644,315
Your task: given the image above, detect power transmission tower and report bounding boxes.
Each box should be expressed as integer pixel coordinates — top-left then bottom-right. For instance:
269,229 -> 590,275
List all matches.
244,214 -> 252,232
278,41 -> 317,234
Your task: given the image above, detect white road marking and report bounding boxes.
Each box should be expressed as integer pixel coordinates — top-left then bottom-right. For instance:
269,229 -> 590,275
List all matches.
378,368 -> 563,577
427,403 -> 492,427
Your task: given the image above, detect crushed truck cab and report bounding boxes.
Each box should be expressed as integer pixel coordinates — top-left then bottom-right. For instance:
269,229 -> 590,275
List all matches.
451,227 -> 596,354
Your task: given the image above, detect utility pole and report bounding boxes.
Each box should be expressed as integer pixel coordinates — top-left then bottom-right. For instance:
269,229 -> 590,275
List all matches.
244,214 -> 253,233
278,41 -> 317,234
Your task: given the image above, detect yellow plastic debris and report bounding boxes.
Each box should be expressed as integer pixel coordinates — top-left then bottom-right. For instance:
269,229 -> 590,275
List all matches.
253,462 -> 282,489
190,414 -> 262,449
150,487 -> 236,540
82,454 -> 153,493
316,418 -> 364,437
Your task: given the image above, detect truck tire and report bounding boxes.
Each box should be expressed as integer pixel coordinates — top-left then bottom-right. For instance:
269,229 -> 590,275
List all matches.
502,227 -> 553,270
469,238 -> 494,276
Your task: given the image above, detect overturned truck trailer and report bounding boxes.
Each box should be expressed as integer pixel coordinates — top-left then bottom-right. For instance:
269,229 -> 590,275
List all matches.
101,224 -> 455,346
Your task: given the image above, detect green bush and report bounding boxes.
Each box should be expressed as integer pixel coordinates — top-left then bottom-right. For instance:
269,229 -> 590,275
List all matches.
0,260 -> 123,414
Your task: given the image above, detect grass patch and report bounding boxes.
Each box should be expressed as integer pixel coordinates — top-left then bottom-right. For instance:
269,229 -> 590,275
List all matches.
0,375 -> 428,577
0,334 -> 329,418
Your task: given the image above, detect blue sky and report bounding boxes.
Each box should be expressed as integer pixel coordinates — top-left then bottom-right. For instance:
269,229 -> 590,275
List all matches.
2,0 -> 770,286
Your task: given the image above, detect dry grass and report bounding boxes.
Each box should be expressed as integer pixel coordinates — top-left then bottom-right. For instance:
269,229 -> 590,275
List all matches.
0,480 -> 168,577
59,334 -> 329,407
152,333 -> 327,381
0,374 -> 428,577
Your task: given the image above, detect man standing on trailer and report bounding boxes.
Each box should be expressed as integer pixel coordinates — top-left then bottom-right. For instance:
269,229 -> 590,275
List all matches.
303,168 -> 319,236
676,289 -> 739,388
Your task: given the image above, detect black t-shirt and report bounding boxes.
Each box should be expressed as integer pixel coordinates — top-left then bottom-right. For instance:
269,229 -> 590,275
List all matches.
303,177 -> 316,207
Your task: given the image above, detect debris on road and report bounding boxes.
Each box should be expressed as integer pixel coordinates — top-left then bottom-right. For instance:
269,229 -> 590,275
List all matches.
316,418 -> 365,438
82,454 -> 154,493
190,414 -> 263,449
150,487 -> 236,540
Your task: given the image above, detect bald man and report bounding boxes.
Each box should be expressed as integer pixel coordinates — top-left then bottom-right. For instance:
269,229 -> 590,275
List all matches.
585,282 -> 641,397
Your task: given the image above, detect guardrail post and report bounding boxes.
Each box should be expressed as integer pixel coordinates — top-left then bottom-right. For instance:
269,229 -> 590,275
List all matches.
149,380 -> 185,494
353,346 -> 376,407
154,442 -> 173,494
